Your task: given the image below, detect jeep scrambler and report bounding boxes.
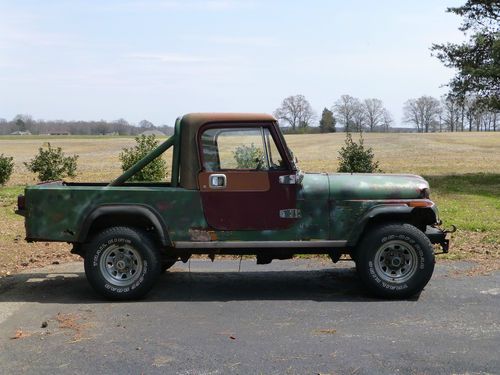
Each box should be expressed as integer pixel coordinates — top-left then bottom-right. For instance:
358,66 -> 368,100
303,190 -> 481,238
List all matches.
16,113 -> 452,300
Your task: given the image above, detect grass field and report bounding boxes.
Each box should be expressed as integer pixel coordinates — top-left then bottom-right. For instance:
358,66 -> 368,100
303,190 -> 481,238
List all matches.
0,132 -> 499,276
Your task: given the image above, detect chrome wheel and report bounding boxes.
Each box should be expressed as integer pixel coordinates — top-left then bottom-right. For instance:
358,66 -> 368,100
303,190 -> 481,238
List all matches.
99,244 -> 143,286
374,240 -> 418,284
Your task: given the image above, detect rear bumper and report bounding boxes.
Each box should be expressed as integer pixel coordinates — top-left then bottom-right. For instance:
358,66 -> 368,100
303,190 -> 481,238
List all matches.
425,225 -> 455,254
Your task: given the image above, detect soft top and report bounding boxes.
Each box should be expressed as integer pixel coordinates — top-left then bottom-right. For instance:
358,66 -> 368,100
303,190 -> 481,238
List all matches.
179,113 -> 277,189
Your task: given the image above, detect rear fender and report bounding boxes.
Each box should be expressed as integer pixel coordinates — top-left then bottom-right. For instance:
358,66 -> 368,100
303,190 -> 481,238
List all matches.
77,204 -> 171,247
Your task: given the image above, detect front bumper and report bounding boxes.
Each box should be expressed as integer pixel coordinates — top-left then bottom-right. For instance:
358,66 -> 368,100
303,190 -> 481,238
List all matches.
425,225 -> 456,254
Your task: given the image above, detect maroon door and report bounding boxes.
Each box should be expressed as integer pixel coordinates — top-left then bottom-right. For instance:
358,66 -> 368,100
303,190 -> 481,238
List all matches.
198,124 -> 297,231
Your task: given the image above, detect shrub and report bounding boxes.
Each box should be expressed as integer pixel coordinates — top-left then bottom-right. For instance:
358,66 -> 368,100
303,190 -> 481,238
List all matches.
0,154 -> 14,185
119,134 -> 167,181
337,133 -> 381,173
24,143 -> 79,181
233,143 -> 265,169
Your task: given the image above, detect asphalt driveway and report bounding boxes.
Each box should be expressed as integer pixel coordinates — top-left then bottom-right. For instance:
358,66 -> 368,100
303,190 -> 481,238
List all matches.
0,259 -> 498,374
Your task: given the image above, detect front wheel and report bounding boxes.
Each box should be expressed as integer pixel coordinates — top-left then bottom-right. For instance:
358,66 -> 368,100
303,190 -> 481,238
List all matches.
84,226 -> 161,300
356,223 -> 435,299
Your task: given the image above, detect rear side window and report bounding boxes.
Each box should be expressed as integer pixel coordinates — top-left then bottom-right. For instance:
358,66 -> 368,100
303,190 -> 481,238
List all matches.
200,127 -> 286,171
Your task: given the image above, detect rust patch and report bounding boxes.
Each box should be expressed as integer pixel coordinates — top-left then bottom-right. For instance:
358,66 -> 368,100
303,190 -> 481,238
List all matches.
189,228 -> 211,242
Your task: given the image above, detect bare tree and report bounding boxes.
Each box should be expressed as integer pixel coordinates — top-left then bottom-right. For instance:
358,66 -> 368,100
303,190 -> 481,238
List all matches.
139,119 -> 155,129
441,96 -> 461,132
381,109 -> 393,132
352,100 -> 366,132
332,95 -> 360,132
274,95 -> 315,130
403,96 -> 441,133
363,98 -> 385,131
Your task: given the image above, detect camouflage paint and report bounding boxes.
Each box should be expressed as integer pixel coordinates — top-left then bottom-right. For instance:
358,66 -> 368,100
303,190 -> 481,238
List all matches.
328,173 -> 429,200
24,170 -> 435,246
25,184 -> 207,242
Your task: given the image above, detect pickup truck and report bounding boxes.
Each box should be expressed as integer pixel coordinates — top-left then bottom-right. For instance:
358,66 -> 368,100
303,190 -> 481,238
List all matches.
16,113 -> 452,300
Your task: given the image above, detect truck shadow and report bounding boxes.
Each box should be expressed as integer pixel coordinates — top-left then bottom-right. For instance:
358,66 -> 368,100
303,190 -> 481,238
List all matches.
0,267 -> 420,303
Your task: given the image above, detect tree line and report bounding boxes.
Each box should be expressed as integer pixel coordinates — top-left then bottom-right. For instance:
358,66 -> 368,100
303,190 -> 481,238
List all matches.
404,95 -> 497,132
0,115 -> 174,136
273,94 -> 394,134
273,92 -> 497,133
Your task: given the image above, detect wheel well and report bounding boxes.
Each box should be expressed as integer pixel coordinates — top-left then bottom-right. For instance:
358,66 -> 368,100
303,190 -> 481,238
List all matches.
83,213 -> 167,248
363,213 -> 413,233
355,207 -> 437,245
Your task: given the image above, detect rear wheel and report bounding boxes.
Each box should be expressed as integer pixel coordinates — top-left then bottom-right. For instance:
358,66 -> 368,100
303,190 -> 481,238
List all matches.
84,226 -> 161,300
356,223 -> 435,299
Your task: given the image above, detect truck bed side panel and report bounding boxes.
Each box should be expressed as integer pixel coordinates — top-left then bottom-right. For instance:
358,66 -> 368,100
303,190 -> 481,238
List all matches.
25,186 -> 206,242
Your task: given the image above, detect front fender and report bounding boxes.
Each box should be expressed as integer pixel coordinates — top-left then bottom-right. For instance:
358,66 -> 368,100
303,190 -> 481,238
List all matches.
346,204 -> 438,246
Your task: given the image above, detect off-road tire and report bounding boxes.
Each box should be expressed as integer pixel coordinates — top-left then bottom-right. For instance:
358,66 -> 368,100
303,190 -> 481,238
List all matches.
356,223 -> 435,299
84,226 -> 161,300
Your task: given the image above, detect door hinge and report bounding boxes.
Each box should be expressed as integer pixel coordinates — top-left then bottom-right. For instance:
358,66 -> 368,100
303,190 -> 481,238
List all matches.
279,209 -> 302,219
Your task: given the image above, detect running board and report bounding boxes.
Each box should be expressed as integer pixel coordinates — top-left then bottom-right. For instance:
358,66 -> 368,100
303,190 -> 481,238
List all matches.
174,240 -> 348,249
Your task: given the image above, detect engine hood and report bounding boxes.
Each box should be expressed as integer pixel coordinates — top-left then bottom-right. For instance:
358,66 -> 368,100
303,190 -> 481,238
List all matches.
327,173 -> 429,200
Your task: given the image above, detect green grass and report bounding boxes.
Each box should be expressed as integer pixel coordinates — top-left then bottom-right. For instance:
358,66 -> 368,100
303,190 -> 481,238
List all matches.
425,174 -> 500,237
0,186 -> 23,220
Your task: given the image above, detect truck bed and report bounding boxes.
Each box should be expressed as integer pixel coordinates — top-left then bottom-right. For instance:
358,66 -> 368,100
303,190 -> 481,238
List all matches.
23,182 -> 205,243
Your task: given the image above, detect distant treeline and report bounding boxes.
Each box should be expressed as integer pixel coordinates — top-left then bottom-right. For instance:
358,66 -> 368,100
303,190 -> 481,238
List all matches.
274,94 -> 498,134
0,115 -> 174,136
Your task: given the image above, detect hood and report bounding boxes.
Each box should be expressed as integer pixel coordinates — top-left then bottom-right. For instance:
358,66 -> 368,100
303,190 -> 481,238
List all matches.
328,173 -> 429,200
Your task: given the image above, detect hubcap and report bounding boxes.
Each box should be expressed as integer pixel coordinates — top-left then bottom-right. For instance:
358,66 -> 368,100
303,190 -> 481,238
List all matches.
99,244 -> 143,286
373,240 -> 418,284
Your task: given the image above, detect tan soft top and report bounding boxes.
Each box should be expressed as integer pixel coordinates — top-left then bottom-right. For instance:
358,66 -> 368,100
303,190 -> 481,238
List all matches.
179,113 -> 277,189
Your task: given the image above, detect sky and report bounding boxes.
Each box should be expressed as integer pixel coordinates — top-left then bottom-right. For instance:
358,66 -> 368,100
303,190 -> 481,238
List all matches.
0,0 -> 465,127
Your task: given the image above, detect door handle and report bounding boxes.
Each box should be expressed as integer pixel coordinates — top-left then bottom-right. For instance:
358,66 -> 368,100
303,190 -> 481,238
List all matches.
209,174 -> 227,189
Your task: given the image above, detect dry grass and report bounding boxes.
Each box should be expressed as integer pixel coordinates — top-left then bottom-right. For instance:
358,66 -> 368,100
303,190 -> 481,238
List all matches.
286,132 -> 500,175
0,132 -> 499,185
0,136 -> 142,185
